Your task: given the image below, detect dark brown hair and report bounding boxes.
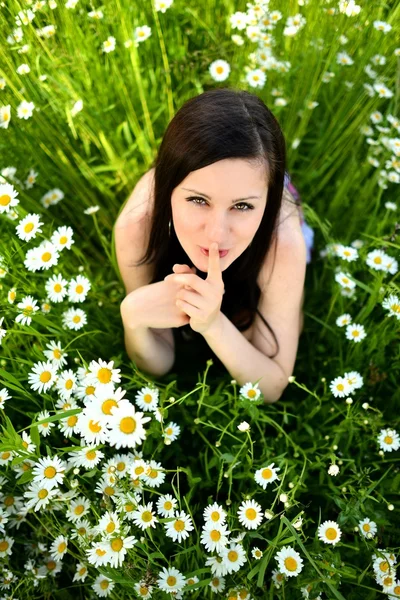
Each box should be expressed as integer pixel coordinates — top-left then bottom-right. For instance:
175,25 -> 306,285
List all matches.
136,87 -> 292,358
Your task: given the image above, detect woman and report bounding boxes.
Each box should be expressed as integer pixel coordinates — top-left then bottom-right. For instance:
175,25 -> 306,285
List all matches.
117,88 -> 314,402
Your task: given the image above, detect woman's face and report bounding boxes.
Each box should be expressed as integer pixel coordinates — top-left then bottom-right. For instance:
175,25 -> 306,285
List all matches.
171,158 -> 268,272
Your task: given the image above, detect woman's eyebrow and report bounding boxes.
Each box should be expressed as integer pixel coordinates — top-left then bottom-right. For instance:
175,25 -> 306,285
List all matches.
181,187 -> 262,204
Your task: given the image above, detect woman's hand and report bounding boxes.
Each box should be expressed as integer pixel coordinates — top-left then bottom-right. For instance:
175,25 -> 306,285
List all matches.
164,243 -> 225,335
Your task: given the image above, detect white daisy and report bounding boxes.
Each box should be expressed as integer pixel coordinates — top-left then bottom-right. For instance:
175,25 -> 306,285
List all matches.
31,455 -> 66,490
41,187 -> 64,208
74,409 -> 109,446
366,249 -> 387,271
67,275 -> 91,303
209,575 -> 225,592
28,360 -> 58,394
56,369 -> 77,399
237,499 -> 263,530
73,562 -> 89,582
239,382 -> 261,401
83,205 -> 99,215
382,254 -> 398,275
156,494 -> 177,517
35,241 -> 60,270
205,554 -> 228,577
359,517 -> 377,539
25,168 -> 38,189
86,541 -> 110,567
43,340 -> 68,367
107,400 -> 151,449
157,567 -> 186,594
0,183 -> 19,214
36,410 -> 56,437
184,574 -> 199,592
133,581 -> 153,598
132,502 -> 158,530
252,547 -> 263,560
134,25 -> 152,44
336,313 -> 352,327
91,574 -> 114,596
377,428 -> 400,452
317,520 -> 342,545
0,387 -> 11,410
272,568 -> 287,587
163,421 -> 180,442
135,386 -> 159,411
104,533 -> 137,568
130,457 -> 148,480
345,323 -> 367,343
51,225 -> 74,251
88,384 -> 127,422
0,536 -> 14,558
62,307 -> 87,330
343,371 -> 363,391
45,274 -> 69,303
84,359 -> 121,387
0,105 -> 11,129
23,481 -> 59,511
254,462 -> 280,489
275,545 -> 304,577
219,542 -> 247,574
329,375 -> 352,398
200,521 -> 230,553
203,502 -> 227,526
65,496 -> 91,523
209,59 -> 231,82
68,445 -> 105,470
142,460 -> 166,488
335,271 -> 356,289
382,294 -> 400,320
15,213 -> 43,242
164,510 -> 194,543
49,535 -> 68,560
102,36 -> 116,53
15,295 -> 40,326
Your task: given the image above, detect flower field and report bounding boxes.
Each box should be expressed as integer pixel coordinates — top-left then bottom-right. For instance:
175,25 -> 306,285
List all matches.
0,0 -> 399,598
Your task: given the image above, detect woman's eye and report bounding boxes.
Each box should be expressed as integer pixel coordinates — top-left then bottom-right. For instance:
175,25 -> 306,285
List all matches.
186,197 -> 253,211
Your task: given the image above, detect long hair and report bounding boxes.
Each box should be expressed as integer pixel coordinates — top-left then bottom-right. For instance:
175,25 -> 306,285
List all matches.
136,87 -> 289,359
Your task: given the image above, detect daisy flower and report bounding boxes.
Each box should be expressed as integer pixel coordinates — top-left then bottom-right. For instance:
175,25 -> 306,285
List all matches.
0,105 -> 11,129
205,554 -> 228,577
45,274 -> 69,303
15,213 -> 43,242
132,502 -> 158,530
377,428 -> 400,452
133,581 -> 153,598
157,567 -> 186,594
275,545 -> 304,577
65,496 -> 91,523
317,520 -> 342,545
56,369 -> 77,400
36,410 -> 56,437
41,188 -> 64,208
382,294 -> 400,319
102,36 -> 116,53
89,384 -> 127,421
0,183 -> 19,214
163,421 -> 180,442
134,25 -> 152,44
86,541 -> 110,567
237,499 -> 263,530
359,517 -> 377,539
92,574 -> 115,597
73,562 -> 89,582
25,168 -> 38,189
0,536 -> 14,558
43,340 -> 68,367
344,371 -> 363,391
219,542 -> 247,574
366,249 -> 387,271
142,460 -> 166,488
203,502 -> 227,525
185,574 -> 199,592
35,241 -> 60,270
164,510 -> 194,543
49,535 -> 68,560
209,59 -> 231,82
336,313 -> 352,327
382,254 -> 398,275
272,569 -> 287,587
84,359 -> 121,387
0,387 -> 11,410
329,375 -> 352,398
252,547 -> 263,559
209,576 -> 225,592
67,275 -> 91,303
130,458 -> 148,480
51,225 -> 74,251
135,386 -> 159,412
23,481 -> 59,511
31,455 -> 66,490
74,409 -> 109,446
15,295 -> 40,326
239,382 -> 261,401
28,360 -> 58,394
68,445 -> 105,469
336,245 -> 359,262
254,462 -> 280,489
107,401 -> 151,449
156,494 -> 177,517
345,323 -> 367,343
61,307 -> 87,330
200,521 -> 230,553
105,533 -> 137,568
335,271 -> 356,289
84,205 -> 99,215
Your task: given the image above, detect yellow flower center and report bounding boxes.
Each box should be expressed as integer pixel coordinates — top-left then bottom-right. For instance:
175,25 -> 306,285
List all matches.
245,508 -> 257,520
74,505 -> 84,515
89,420 -> 101,433
38,489 -> 48,499
167,576 -> 177,587
86,450 -> 96,461
141,511 -> 153,523
119,416 -> 136,434
211,511 -> 220,521
58,542 -> 66,553
326,527 -> 338,540
40,371 -> 52,383
262,468 -> 272,479
44,466 -> 56,479
67,415 -> 78,427
0,541 -> 9,552
174,519 -> 185,532
384,436 -> 393,444
284,556 -> 298,571
228,550 -> 238,562
102,399 -> 118,414
210,530 -> 221,542
111,538 -> 123,552
76,285 -> 84,294
41,252 -> 52,262
0,195 -> 11,206
97,367 -> 112,384
24,222 -> 34,233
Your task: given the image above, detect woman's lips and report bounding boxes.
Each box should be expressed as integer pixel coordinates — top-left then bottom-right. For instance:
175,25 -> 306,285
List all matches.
200,247 -> 229,257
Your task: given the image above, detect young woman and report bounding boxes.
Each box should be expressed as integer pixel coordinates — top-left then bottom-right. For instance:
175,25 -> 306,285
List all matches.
115,88 -> 314,403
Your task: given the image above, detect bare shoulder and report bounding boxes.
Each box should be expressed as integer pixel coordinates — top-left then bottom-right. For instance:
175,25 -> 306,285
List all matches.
115,167 -> 155,227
